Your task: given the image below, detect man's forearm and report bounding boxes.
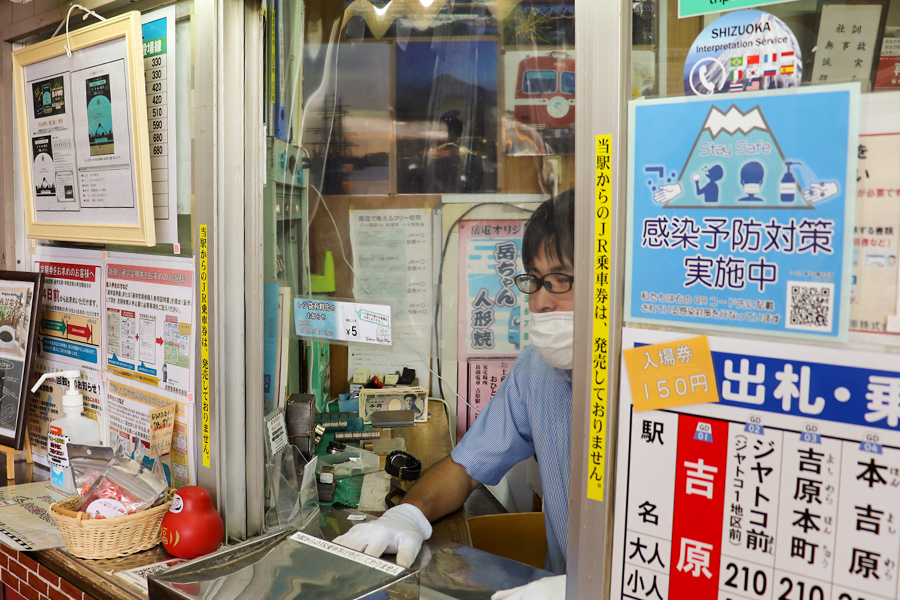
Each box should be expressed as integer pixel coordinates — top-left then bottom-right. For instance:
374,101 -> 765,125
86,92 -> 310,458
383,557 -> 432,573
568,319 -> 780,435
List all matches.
401,455 -> 480,522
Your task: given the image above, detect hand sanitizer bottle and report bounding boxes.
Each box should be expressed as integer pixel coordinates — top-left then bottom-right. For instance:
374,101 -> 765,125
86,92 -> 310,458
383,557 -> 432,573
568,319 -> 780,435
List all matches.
30,370 -> 102,495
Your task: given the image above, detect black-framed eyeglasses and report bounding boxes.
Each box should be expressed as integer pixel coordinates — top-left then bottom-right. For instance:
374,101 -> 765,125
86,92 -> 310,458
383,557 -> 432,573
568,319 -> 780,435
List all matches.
513,273 -> 574,294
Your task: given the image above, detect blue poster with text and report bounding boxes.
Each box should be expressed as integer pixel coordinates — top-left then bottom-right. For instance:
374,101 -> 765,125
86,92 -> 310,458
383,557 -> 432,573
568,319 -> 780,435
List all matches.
626,84 -> 859,340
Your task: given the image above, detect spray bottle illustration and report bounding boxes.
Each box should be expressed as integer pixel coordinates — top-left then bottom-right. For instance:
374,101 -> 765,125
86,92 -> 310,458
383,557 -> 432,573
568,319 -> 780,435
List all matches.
781,162 -> 799,203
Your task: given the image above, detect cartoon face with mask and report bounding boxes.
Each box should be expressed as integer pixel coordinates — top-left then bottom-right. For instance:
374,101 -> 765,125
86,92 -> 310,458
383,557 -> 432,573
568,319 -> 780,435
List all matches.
739,161 -> 765,202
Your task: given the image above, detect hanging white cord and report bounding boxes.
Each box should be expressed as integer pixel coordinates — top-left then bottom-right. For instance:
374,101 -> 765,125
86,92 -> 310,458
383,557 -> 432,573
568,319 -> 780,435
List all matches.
51,4 -> 107,57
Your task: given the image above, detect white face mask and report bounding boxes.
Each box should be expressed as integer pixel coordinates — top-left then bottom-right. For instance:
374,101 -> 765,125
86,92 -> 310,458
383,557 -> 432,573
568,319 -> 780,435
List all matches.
528,311 -> 574,370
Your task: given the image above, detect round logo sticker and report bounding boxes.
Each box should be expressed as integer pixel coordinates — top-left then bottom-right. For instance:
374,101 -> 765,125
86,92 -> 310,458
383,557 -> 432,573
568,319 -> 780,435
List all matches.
546,96 -> 570,119
683,10 -> 801,96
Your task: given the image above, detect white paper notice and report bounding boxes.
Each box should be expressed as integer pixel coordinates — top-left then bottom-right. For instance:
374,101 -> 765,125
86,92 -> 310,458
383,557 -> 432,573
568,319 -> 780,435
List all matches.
348,209 -> 433,380
105,253 -> 195,401
114,558 -> 187,594
0,482 -> 68,551
32,247 -> 105,371
24,36 -> 140,225
610,328 -> 900,600
142,7 -> 178,244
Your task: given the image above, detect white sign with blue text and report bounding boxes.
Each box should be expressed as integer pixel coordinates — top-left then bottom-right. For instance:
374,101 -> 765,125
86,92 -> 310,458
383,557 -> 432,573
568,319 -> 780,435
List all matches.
626,84 -> 859,340
611,327 -> 900,600
293,298 -> 392,346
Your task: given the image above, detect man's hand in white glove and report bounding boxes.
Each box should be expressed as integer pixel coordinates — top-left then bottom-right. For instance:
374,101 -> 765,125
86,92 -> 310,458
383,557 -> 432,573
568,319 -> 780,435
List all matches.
491,574 -> 566,600
333,503 -> 432,568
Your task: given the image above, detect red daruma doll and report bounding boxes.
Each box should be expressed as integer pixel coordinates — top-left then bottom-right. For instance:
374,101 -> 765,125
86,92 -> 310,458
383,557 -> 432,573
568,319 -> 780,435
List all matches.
161,486 -> 224,558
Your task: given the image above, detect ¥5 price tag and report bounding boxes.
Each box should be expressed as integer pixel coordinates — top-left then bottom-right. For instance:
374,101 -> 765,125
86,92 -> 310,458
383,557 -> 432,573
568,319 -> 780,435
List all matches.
623,336 -> 720,412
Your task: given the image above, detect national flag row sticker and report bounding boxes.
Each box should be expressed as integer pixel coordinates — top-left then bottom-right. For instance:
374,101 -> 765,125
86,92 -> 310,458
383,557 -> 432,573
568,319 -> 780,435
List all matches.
727,51 -> 797,92
730,51 -> 795,66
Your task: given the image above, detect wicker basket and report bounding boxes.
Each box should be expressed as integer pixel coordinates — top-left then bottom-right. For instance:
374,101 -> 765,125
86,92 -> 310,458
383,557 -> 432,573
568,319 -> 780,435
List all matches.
49,488 -> 175,560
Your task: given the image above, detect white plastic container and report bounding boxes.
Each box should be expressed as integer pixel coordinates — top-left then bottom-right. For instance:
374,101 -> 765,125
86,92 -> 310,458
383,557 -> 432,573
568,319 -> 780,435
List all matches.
30,370 -> 102,495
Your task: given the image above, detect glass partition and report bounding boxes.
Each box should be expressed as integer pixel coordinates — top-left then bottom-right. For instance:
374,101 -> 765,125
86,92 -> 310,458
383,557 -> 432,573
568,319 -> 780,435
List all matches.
261,0 -> 579,519
264,0 -> 575,433
603,0 -> 900,596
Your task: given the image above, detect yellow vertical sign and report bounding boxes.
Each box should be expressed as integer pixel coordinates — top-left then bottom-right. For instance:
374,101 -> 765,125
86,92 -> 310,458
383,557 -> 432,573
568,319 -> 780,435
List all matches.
589,135 -> 612,502
199,224 -> 211,468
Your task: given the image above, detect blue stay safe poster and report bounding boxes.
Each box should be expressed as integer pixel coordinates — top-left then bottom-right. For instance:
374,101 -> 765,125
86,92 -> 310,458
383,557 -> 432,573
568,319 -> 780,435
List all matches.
626,84 -> 859,340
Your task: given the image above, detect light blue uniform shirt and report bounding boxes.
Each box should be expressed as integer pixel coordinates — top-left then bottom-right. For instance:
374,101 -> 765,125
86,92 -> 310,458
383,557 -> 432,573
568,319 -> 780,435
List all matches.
451,346 -> 572,574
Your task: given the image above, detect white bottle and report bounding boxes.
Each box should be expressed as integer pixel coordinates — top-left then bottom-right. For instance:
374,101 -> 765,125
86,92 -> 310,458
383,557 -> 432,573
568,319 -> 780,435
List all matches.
30,370 -> 102,495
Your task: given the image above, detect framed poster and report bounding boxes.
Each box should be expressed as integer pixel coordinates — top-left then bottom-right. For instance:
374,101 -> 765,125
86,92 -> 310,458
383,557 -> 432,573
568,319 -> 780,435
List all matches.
810,0 -> 889,90
0,272 -> 44,450
12,12 -> 155,246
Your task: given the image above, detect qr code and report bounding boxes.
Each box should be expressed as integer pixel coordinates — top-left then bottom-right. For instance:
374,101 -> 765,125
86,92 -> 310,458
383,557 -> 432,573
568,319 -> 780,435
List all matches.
785,281 -> 834,332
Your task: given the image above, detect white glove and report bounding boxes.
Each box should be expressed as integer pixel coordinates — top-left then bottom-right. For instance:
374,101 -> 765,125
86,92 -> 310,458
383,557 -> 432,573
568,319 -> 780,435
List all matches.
802,181 -> 839,204
333,503 -> 432,568
492,574 -> 566,600
653,183 -> 682,204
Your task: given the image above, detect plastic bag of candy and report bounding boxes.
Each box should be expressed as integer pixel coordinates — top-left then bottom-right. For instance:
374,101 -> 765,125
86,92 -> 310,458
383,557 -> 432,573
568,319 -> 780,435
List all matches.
74,444 -> 168,518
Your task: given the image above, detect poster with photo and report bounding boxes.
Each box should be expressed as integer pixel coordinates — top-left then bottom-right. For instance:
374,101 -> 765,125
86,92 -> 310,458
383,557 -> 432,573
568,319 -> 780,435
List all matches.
25,67 -> 78,214
0,273 -> 43,449
502,49 -> 574,156
32,75 -> 65,119
13,12 -> 155,245
70,56 -> 134,208
302,42 -> 391,195
501,0 -> 574,48
0,284 -> 34,435
23,38 -> 137,217
875,27 -> 900,90
395,40 -> 498,194
85,73 -> 115,156
343,0 -> 498,40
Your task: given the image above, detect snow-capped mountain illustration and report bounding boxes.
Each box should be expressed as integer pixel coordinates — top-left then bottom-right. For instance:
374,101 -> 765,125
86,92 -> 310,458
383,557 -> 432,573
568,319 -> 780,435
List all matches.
703,105 -> 768,138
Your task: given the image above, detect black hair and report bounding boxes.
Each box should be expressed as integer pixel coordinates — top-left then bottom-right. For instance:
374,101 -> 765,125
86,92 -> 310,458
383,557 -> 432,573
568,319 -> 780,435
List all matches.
522,189 -> 575,272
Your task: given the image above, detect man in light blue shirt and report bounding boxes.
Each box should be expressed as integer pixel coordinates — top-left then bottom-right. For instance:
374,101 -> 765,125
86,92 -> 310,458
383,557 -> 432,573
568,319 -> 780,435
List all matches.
336,191 -> 575,600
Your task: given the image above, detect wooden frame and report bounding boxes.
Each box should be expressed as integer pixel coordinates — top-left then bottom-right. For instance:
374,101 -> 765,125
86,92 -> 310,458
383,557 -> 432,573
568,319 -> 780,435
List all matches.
811,0 -> 890,91
12,12 -> 155,246
0,271 -> 44,450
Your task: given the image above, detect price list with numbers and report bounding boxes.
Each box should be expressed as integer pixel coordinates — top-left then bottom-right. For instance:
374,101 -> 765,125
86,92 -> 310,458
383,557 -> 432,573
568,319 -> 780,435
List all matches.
611,327 -> 900,600
142,7 -> 177,244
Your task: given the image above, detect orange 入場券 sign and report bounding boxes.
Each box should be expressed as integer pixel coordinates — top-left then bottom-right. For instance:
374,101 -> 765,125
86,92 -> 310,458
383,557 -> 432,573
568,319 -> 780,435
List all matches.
623,335 -> 719,412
